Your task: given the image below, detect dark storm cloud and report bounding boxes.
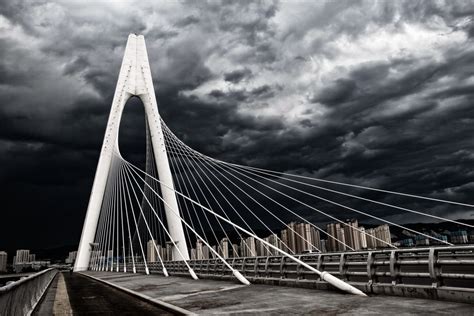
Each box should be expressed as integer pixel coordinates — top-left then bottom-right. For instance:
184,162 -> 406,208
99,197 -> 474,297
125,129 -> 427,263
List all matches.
311,78 -> 357,106
224,68 -> 252,83
0,63 -> 25,85
0,0 -> 473,251
175,15 -> 200,28
208,84 -> 278,104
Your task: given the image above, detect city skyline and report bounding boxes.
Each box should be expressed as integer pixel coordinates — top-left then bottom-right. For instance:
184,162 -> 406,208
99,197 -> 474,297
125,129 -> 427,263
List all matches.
2,216 -> 473,265
138,219 -> 474,262
2,215 -> 473,272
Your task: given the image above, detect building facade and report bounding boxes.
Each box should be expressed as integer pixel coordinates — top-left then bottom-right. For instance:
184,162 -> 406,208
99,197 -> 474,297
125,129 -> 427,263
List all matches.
15,249 -> 30,264
0,251 -> 7,272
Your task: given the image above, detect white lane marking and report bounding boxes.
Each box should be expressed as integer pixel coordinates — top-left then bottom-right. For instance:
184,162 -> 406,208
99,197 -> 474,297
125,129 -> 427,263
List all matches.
161,284 -> 247,301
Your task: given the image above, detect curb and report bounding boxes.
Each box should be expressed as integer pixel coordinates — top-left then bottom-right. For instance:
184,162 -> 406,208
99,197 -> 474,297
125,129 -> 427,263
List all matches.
78,272 -> 195,315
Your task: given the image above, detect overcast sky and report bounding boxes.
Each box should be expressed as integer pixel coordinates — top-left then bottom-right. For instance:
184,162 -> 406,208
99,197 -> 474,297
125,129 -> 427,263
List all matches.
1,0 -> 474,250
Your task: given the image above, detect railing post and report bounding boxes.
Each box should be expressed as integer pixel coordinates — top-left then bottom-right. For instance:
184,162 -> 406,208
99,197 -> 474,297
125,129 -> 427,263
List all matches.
389,250 -> 401,285
279,256 -> 286,279
195,260 -> 200,274
339,253 -> 347,281
366,251 -> 375,285
429,247 -> 441,288
264,256 -> 270,277
254,257 -> 259,277
215,258 -> 219,275
214,258 -> 220,276
242,257 -> 247,276
231,257 -> 236,270
296,255 -> 302,279
317,254 -> 324,281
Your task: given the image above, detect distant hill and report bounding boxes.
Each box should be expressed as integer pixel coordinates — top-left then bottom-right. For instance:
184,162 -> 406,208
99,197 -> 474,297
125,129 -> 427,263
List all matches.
30,244 -> 78,263
383,219 -> 474,240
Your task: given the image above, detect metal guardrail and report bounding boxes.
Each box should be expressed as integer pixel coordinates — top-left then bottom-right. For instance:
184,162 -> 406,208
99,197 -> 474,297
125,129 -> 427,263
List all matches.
0,268 -> 58,316
121,245 -> 474,303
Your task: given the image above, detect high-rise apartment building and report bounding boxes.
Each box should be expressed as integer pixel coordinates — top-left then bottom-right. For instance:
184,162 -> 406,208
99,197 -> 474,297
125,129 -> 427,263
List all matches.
202,245 -> 210,259
365,228 -> 376,249
304,223 -> 321,252
364,224 -> 392,248
0,251 -> 7,272
374,224 -> 392,247
147,240 -> 159,262
359,227 -> 367,249
279,222 -> 323,254
287,222 -> 296,252
196,240 -> 210,260
335,223 -> 346,251
343,220 -> 361,250
320,239 -> 328,253
219,238 -> 230,258
325,222 -> 391,251
66,251 -> 77,264
196,240 -> 204,259
326,223 -> 338,252
190,248 -> 197,260
281,229 -> 290,252
15,249 -> 30,264
165,242 -> 173,261
294,223 -> 321,253
241,236 -> 257,257
256,239 -> 266,257
263,233 -> 282,255
451,230 -> 468,244
231,243 -> 239,257
211,245 -> 217,258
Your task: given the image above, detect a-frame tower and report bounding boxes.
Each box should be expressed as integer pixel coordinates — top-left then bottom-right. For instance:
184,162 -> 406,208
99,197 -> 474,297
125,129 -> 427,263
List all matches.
74,34 -> 188,271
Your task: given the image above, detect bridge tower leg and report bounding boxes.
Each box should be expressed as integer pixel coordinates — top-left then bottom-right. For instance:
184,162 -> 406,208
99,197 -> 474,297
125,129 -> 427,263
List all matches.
74,34 -> 189,271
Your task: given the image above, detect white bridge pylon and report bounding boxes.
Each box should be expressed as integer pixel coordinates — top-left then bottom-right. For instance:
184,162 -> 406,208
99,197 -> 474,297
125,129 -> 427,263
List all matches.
74,34 -> 189,271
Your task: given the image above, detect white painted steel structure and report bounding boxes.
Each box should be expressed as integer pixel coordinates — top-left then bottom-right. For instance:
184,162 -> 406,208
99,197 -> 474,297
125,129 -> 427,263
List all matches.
74,34 -> 188,272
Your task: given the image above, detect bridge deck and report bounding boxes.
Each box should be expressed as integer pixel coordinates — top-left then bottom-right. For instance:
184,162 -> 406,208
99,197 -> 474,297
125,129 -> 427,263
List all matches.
33,272 -> 170,315
80,271 -> 473,314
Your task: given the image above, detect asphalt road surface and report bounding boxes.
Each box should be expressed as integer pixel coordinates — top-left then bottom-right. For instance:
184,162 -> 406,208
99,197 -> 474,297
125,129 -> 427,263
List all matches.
34,272 -> 172,315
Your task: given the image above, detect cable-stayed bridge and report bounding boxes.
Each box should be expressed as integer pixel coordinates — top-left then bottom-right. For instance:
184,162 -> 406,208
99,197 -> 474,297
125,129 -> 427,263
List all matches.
75,32 -> 474,302
3,34 -> 473,315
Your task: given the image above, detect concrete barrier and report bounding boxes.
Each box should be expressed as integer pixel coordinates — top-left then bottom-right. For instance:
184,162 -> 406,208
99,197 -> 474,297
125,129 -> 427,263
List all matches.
0,268 -> 58,316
